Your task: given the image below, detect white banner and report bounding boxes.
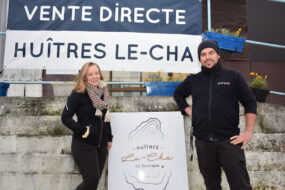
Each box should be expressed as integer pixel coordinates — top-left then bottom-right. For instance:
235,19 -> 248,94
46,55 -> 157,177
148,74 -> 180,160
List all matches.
5,0 -> 202,73
4,31 -> 201,73
108,112 -> 189,190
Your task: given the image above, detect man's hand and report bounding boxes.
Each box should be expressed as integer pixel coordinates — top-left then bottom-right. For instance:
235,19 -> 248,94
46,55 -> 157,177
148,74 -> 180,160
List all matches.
230,130 -> 253,149
231,113 -> 256,149
184,107 -> 192,116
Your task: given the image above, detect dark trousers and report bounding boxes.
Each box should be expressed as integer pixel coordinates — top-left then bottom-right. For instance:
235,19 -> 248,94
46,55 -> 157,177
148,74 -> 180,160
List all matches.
195,139 -> 252,190
71,137 -> 107,190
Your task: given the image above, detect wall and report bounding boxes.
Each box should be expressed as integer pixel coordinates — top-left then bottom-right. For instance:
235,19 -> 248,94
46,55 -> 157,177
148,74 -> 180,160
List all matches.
0,0 -> 8,72
202,0 -> 248,33
202,0 -> 285,106
0,96 -> 284,190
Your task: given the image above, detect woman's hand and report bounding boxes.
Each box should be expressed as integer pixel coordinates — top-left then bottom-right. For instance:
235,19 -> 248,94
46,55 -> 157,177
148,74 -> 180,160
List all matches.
184,107 -> 192,116
107,142 -> 112,150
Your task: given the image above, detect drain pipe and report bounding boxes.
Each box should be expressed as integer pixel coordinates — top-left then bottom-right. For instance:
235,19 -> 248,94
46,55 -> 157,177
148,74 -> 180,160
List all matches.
207,0 -> 212,31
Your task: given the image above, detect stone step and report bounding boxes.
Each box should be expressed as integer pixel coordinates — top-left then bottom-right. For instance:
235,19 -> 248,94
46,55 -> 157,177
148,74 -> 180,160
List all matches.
188,153 -> 285,190
0,173 -> 108,190
0,116 -> 70,136
239,115 -> 285,133
1,97 -> 284,116
257,103 -> 285,116
0,96 -> 284,190
189,171 -> 285,190
0,134 -> 284,155
3,96 -> 281,116
0,171 -> 283,190
245,133 -> 285,152
0,97 -> 65,117
0,136 -> 71,154
0,142 -> 283,174
246,152 -> 285,171
0,173 -> 82,190
188,151 -> 285,172
0,96 -> 180,116
1,113 -> 284,138
249,171 -> 285,190
1,96 -> 284,133
0,154 -> 77,174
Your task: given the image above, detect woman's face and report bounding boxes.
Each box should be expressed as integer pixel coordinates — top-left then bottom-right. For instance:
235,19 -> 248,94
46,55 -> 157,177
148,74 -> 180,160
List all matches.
85,65 -> 101,87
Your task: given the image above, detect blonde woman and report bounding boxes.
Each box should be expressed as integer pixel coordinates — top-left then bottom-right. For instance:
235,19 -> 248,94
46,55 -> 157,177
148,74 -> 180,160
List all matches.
61,62 -> 113,190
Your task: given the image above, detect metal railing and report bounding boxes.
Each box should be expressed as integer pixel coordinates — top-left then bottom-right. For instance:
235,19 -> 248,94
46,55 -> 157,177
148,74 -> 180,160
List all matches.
246,40 -> 285,49
1,81 -> 284,96
269,90 -> 285,96
0,81 -> 144,85
0,81 -> 146,94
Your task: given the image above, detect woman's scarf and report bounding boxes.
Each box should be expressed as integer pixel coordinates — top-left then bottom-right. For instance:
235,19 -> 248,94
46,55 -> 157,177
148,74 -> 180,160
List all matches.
86,81 -> 110,122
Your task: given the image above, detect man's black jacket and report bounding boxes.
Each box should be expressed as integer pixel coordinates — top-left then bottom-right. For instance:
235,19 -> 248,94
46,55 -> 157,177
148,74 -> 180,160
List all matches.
174,63 -> 257,140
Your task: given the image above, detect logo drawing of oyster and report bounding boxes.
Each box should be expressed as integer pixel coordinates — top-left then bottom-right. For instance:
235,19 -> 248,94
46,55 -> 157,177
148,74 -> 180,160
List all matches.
128,118 -> 164,142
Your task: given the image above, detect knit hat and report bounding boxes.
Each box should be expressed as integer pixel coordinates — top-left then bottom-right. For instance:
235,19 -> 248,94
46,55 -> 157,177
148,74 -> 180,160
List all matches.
198,39 -> 220,60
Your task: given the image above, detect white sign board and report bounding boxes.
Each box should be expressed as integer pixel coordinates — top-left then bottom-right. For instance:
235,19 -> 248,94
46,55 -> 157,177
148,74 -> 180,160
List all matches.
109,112 -> 189,190
4,0 -> 202,73
4,31 -> 202,73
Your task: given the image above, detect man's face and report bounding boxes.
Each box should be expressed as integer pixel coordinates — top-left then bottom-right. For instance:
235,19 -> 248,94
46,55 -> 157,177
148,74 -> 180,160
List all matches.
200,48 -> 220,68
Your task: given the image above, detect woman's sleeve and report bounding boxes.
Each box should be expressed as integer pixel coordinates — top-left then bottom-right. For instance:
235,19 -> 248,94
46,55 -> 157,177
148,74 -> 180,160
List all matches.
102,109 -> 113,142
105,122 -> 113,142
61,92 -> 87,135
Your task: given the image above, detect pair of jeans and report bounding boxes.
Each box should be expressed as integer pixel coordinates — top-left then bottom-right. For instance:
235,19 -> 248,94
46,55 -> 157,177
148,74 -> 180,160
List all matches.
195,139 -> 252,190
72,137 -> 107,190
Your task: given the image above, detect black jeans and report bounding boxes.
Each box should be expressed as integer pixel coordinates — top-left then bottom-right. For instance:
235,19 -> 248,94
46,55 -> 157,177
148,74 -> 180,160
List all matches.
72,137 -> 107,190
195,139 -> 252,190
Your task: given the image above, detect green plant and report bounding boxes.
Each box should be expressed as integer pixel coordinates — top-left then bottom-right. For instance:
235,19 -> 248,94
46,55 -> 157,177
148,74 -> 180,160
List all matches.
211,28 -> 242,37
167,73 -> 188,82
145,71 -> 163,82
145,71 -> 188,82
250,72 -> 269,89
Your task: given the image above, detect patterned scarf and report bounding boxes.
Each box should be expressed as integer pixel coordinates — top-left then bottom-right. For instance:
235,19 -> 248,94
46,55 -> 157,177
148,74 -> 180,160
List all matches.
86,81 -> 110,122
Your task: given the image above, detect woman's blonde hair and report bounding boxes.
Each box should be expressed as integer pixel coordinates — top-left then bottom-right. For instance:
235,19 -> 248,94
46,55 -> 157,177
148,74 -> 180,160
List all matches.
73,62 -> 104,93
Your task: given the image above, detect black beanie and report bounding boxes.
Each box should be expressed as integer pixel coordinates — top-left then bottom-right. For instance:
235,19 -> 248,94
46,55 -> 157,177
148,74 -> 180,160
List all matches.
198,39 -> 220,60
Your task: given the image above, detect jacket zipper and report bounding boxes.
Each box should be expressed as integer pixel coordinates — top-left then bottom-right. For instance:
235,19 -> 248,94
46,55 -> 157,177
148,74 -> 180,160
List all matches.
98,117 -> 104,148
208,74 -> 213,139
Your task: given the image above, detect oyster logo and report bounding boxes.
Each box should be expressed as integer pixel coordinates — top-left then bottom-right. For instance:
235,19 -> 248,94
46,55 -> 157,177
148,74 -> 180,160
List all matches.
128,118 -> 164,141
122,118 -> 173,190
124,171 -> 172,190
